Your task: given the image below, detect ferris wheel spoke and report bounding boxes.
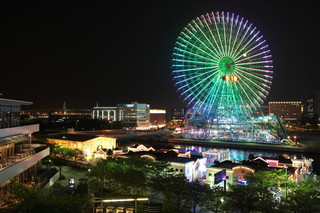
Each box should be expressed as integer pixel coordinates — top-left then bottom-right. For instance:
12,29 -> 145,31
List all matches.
173,58 -> 218,66
236,80 -> 261,108
178,34 -> 220,61
232,83 -> 253,115
235,68 -> 272,90
226,12 -> 235,57
230,21 -> 252,59
187,74 -> 217,105
175,68 -> 219,84
235,71 -> 268,102
239,40 -> 267,60
173,65 -> 218,73
232,30 -> 261,61
221,12 -> 228,56
193,17 -> 224,58
229,86 -> 249,117
193,74 -> 222,115
184,27 -> 221,60
180,72 -> 216,95
173,47 -> 219,64
235,70 -> 267,99
211,12 -> 227,55
236,65 -> 273,74
234,49 -> 270,64
205,77 -> 225,115
233,36 -> 265,62
229,15 -> 243,59
202,14 -> 225,57
236,60 -> 273,66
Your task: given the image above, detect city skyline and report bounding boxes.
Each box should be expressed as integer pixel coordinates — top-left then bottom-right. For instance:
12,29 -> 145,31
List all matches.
1,1 -> 318,109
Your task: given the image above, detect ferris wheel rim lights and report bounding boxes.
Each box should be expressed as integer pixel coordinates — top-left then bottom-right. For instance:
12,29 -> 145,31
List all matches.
172,11 -> 273,117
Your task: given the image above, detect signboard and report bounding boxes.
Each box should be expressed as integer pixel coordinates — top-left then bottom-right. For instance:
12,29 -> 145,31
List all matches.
214,169 -> 226,184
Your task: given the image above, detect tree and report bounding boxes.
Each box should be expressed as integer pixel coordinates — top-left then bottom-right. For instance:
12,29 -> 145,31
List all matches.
87,159 -> 112,193
2,181 -> 85,213
61,148 -> 76,160
51,145 -> 63,156
51,156 -> 68,179
286,175 -> 320,213
152,173 -> 191,213
72,149 -> 83,161
244,169 -> 287,212
188,181 -> 212,213
120,168 -> 146,195
225,183 -> 260,213
42,156 -> 53,169
200,185 -> 225,213
222,169 -> 287,213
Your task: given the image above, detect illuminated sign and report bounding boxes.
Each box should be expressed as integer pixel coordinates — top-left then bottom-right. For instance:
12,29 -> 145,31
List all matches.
222,76 -> 238,81
214,169 -> 226,184
126,104 -> 134,107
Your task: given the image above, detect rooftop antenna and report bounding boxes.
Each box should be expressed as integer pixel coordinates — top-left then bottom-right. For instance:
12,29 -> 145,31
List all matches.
96,101 -> 99,107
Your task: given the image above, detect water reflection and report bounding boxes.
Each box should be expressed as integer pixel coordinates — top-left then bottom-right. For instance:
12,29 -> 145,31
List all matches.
172,144 -> 288,162
118,135 -> 320,175
119,140 -> 299,162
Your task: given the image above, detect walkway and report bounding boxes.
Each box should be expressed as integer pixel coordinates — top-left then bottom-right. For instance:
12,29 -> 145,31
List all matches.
55,165 -> 88,186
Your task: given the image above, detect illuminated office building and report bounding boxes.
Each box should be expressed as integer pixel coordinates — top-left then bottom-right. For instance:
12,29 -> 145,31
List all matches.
118,103 -> 150,128
92,102 -> 150,128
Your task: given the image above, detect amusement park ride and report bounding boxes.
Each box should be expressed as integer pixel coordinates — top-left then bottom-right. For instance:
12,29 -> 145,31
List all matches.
172,11 -> 288,143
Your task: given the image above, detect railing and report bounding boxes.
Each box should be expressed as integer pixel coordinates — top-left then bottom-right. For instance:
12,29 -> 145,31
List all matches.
0,149 -> 36,170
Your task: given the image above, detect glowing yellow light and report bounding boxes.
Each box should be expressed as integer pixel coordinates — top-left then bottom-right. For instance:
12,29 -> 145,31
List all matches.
102,198 -> 149,203
222,75 -> 238,81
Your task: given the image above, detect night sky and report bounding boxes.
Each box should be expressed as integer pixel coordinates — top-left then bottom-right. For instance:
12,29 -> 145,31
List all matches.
0,1 -> 318,109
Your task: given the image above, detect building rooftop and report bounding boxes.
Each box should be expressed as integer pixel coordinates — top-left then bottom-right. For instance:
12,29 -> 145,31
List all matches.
208,160 -> 239,169
47,133 -> 98,142
0,97 -> 32,105
123,150 -> 204,164
208,159 -> 268,171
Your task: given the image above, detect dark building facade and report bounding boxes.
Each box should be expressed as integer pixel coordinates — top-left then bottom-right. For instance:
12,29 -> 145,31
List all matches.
302,90 -> 320,124
166,107 -> 187,122
268,101 -> 302,122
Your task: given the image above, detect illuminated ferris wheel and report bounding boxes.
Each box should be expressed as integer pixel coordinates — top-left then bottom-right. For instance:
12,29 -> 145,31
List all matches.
172,11 -> 273,122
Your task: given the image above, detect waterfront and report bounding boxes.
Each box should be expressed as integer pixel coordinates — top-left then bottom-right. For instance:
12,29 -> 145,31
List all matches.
118,131 -> 320,175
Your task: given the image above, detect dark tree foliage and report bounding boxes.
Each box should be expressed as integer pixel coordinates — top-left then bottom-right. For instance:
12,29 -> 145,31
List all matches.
2,181 -> 85,213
